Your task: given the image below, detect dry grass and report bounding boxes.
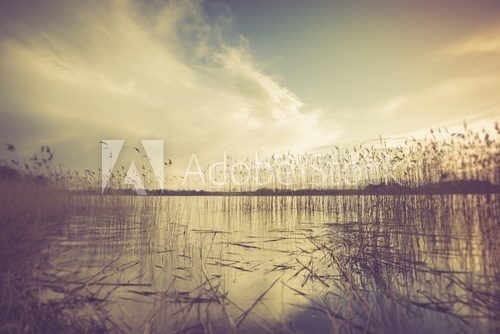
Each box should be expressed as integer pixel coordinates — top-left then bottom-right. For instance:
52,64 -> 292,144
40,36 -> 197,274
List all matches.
175,123 -> 500,191
0,124 -> 498,333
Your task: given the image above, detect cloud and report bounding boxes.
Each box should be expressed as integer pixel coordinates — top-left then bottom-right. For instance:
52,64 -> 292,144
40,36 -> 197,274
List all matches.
0,0 -> 337,169
356,23 -> 500,142
442,24 -> 500,56
379,97 -> 406,115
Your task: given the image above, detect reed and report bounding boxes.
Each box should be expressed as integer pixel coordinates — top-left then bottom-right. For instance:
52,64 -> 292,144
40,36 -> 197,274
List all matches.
0,123 -> 498,333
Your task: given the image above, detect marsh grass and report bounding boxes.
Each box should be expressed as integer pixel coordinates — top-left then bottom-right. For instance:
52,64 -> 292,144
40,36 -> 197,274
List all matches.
0,269 -> 111,334
174,123 -> 500,191
0,124 -> 499,333
289,195 -> 499,333
0,179 -> 131,333
1,190 -> 498,333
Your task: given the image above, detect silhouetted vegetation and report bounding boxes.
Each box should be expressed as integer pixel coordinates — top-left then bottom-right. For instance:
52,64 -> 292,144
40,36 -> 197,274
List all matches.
0,124 -> 499,333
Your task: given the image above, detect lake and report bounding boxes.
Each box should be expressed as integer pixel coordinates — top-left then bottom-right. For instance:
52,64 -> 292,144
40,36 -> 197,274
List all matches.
34,195 -> 498,333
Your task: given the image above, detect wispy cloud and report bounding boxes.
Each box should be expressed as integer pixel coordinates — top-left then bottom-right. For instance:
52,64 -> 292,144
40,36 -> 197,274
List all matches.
441,24 -> 500,56
1,0 -> 498,169
0,0 -> 337,168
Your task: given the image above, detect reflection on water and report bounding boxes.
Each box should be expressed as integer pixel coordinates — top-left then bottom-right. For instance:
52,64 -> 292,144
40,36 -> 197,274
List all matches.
36,195 -> 498,333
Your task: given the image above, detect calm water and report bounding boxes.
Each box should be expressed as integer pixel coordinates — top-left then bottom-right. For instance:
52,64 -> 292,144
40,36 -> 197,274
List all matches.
36,195 -> 499,333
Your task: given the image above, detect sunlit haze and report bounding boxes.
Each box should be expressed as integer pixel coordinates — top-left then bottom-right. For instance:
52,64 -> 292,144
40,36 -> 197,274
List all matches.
1,0 -> 499,172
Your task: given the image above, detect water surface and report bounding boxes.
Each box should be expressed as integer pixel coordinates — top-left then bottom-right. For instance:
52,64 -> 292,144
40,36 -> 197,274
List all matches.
36,195 -> 499,333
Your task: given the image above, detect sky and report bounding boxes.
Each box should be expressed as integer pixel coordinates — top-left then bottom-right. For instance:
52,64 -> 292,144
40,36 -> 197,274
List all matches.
0,0 -> 499,172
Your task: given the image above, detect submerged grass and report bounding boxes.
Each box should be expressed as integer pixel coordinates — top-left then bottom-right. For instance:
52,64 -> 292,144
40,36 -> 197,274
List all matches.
0,124 -> 499,333
0,179 -> 125,333
0,187 -> 498,333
